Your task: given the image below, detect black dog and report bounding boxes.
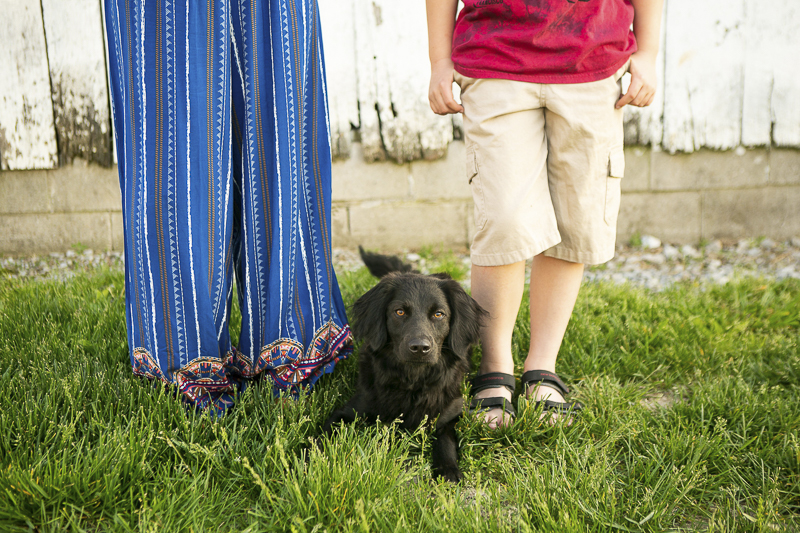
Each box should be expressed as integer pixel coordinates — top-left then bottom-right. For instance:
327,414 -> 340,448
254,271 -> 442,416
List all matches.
323,248 -> 486,482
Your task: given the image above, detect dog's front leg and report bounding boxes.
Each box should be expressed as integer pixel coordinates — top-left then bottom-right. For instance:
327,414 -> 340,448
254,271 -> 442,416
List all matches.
431,397 -> 463,482
322,394 -> 363,435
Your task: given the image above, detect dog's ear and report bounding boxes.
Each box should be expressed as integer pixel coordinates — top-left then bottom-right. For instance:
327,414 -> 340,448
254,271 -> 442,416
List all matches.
351,277 -> 396,352
440,279 -> 488,357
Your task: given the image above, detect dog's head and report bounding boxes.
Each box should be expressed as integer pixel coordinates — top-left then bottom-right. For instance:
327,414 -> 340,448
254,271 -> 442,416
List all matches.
351,272 -> 487,368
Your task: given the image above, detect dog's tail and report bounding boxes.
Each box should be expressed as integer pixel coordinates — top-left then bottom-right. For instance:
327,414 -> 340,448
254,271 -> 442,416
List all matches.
359,246 -> 414,278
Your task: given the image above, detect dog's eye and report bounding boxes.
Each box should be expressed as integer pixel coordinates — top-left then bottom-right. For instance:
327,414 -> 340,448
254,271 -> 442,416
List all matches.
395,309 -> 405,317
433,311 -> 445,319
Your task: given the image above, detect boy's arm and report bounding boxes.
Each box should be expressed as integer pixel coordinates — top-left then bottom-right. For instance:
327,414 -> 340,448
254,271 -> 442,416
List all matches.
616,0 -> 663,109
426,0 -> 463,115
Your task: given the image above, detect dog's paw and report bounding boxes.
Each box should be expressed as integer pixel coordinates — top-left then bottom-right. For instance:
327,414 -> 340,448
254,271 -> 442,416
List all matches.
433,465 -> 463,483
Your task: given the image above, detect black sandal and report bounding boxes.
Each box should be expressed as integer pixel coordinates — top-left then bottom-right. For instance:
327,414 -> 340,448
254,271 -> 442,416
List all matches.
520,370 -> 583,416
468,372 -> 516,422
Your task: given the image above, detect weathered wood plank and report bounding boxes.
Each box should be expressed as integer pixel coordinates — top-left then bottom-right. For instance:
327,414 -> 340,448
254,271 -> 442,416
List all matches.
353,0 -> 385,161
741,1 -> 773,147
376,0 -> 453,162
41,0 -> 112,167
662,0 -> 745,153
353,0 -> 453,163
0,0 -> 58,170
368,0 -> 421,163
741,0 -> 800,148
623,1 -> 666,147
319,0 -> 359,159
99,0 -> 118,165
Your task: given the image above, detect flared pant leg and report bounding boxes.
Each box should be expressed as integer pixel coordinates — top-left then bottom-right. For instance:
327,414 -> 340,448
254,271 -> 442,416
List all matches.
104,0 -> 352,411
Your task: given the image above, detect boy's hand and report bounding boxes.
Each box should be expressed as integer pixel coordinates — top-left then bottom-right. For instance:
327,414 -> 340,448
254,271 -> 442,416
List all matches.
428,58 -> 463,115
616,51 -> 657,109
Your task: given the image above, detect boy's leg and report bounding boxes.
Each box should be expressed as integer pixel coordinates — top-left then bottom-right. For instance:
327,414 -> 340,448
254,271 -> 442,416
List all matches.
520,62 -> 630,411
524,255 -> 584,404
472,255 -> 583,425
470,261 -> 526,428
457,74 -> 561,427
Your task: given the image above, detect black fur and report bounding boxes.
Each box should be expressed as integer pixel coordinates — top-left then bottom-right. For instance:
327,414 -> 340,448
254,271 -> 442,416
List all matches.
323,249 -> 487,482
358,245 -> 413,278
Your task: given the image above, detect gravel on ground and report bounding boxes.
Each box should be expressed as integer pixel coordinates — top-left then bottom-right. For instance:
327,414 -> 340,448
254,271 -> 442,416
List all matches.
4,236 -> 800,291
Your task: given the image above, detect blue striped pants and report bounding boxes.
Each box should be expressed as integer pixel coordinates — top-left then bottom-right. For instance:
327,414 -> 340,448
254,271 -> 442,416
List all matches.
104,0 -> 351,411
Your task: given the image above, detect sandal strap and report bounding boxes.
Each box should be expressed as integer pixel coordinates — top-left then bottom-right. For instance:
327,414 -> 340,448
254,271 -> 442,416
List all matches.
469,396 -> 516,417
520,370 -> 570,396
538,399 -> 583,415
469,372 -> 516,395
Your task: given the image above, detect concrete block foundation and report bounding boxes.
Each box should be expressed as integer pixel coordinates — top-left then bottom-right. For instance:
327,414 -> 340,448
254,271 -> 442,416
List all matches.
1,144 -> 799,256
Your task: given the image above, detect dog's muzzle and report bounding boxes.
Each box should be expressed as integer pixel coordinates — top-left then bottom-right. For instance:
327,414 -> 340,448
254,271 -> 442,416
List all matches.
408,337 -> 432,354
405,337 -> 438,363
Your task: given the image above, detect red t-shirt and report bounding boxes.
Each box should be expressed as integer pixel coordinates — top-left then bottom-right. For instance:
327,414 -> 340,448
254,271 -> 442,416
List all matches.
451,0 -> 637,84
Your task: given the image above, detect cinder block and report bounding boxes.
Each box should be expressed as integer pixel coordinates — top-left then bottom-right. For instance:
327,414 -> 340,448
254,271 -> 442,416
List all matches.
0,170 -> 51,213
621,146 -> 650,192
618,191 -> 701,244
410,141 -> 471,201
49,158 -> 121,212
770,149 -> 800,185
349,201 -> 468,250
330,205 -> 355,248
331,143 -> 411,202
652,148 -> 769,191
702,187 -> 800,241
111,211 -> 125,251
0,213 -> 112,254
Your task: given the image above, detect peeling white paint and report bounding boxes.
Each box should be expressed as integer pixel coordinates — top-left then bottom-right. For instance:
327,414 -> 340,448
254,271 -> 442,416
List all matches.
662,0 -> 746,153
318,0 -> 359,159
741,0 -> 800,147
351,0 -> 383,162
41,0 -> 112,166
0,0 -> 58,170
349,0 -> 452,163
2,0 -> 800,170
623,0 -> 666,147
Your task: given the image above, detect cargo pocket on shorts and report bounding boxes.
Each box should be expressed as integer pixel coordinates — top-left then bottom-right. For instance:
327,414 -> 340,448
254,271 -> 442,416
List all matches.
604,147 -> 625,225
467,147 -> 488,230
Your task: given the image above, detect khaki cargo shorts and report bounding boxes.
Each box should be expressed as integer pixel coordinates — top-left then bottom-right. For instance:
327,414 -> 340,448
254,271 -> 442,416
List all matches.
455,61 -> 629,266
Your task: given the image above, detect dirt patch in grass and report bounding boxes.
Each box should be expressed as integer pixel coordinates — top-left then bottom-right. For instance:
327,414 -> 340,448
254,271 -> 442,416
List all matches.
640,389 -> 681,411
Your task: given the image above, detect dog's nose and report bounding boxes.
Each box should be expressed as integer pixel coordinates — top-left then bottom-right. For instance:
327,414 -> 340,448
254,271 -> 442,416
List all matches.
408,338 -> 432,354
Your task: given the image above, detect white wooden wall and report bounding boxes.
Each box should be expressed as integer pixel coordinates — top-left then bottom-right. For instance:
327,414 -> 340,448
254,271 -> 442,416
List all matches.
0,0 -> 110,170
2,0 -> 799,170
0,0 -> 58,170
656,0 -> 800,152
41,0 -> 113,166
318,0 -> 455,162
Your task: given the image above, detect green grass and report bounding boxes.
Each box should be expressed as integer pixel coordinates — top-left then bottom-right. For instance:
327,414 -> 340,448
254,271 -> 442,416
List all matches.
416,245 -> 471,281
0,264 -> 798,532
